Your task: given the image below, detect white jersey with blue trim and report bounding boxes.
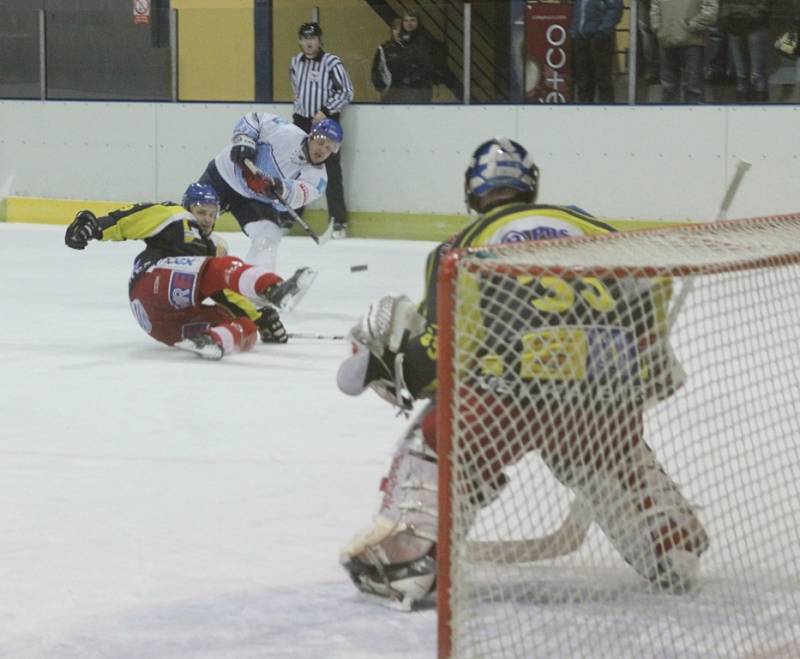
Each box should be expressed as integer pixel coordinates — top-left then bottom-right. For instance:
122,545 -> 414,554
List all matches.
214,112 -> 328,210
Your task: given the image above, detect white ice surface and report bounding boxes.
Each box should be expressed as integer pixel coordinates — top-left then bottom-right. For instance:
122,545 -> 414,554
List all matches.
0,224 -> 437,659
4,225 -> 800,659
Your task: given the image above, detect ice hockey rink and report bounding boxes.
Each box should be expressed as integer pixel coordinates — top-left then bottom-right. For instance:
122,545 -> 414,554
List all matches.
3,222 -> 800,659
0,224 -> 436,659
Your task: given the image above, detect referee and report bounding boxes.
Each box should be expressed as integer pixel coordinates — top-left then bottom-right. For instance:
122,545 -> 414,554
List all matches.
291,22 -> 354,239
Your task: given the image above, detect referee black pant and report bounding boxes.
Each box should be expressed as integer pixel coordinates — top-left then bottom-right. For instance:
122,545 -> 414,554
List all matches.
293,113 -> 347,225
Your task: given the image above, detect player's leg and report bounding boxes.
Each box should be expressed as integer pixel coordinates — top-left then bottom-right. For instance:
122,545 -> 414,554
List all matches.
539,406 -> 709,591
339,396 -> 518,611
226,196 -> 284,271
226,197 -> 317,309
129,256 -> 271,359
198,255 -> 281,300
340,402 -> 439,611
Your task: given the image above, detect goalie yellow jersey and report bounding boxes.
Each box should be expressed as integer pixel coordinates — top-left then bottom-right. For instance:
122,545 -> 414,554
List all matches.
404,202 -> 673,402
420,203 -> 616,322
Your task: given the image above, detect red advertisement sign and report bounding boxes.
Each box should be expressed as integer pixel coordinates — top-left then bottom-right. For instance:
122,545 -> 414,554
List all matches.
525,3 -> 573,103
133,0 -> 151,25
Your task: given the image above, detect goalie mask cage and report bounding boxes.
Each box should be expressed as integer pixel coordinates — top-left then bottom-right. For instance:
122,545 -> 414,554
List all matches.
436,215 -> 800,659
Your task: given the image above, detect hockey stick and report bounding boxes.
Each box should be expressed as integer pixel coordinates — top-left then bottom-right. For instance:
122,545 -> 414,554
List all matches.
242,159 -> 333,246
667,158 -> 751,331
465,496 -> 594,563
288,332 -> 347,341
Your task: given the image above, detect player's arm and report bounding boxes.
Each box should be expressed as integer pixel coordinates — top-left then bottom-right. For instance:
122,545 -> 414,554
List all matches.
65,204 -> 179,249
282,169 -> 324,210
230,112 -> 262,166
337,295 -> 435,410
322,56 -> 354,115
229,111 -> 284,165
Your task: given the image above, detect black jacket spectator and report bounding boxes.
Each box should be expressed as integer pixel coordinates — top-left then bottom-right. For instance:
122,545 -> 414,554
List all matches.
377,12 -> 447,103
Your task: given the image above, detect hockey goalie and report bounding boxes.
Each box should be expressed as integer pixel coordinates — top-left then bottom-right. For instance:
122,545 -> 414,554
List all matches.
336,137 -> 709,611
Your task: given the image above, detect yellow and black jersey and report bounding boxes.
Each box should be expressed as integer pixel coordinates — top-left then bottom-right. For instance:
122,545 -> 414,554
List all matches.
97,202 -> 262,324
419,203 -> 615,324
402,203 -> 674,403
97,202 -> 217,285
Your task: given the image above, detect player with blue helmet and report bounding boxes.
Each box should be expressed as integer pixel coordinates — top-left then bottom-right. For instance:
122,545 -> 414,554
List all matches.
63,181 -> 308,361
308,118 -> 344,154
464,137 -> 539,211
335,138 -> 706,610
194,112 -> 343,307
181,182 -> 221,237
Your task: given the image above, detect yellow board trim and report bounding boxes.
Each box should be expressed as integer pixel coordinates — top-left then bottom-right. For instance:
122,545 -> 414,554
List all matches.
1,195 -> 693,241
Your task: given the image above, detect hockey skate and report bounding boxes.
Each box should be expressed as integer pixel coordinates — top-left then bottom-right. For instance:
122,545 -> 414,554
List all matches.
174,333 -> 223,361
262,267 -> 318,312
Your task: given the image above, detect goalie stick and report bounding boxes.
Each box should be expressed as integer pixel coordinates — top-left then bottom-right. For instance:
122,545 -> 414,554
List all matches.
667,158 -> 751,331
465,496 -> 594,562
243,159 -> 334,245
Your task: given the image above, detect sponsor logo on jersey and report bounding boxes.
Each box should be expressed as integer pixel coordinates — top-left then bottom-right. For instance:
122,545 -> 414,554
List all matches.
586,327 -> 640,383
169,272 -> 196,309
161,256 -> 201,268
502,226 -> 571,243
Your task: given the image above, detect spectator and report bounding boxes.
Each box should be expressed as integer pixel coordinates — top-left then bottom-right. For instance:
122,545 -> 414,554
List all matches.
570,0 -> 624,103
638,0 -> 661,84
651,0 -> 720,102
718,0 -> 771,101
290,22 -> 354,239
383,9 -> 447,103
370,18 -> 404,100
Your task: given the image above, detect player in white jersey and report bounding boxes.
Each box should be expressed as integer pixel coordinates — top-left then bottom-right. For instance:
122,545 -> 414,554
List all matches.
197,111 -> 343,278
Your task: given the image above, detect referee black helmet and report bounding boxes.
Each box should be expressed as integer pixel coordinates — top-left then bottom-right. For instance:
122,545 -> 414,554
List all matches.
298,22 -> 322,38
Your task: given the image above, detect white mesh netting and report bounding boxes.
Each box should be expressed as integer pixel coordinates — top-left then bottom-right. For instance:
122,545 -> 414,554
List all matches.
440,216 -> 800,659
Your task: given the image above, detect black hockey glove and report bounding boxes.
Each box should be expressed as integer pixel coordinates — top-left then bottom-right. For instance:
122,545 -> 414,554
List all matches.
256,307 -> 288,344
65,210 -> 102,250
230,134 -> 257,164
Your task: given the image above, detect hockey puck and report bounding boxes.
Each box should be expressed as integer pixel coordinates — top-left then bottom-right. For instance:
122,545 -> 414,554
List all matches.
350,264 -> 368,272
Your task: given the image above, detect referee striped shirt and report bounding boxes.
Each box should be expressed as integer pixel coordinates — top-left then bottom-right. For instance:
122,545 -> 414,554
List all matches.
290,51 -> 354,118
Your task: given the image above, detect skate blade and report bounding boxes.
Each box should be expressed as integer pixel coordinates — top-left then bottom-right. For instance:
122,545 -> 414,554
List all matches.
174,339 -> 223,361
280,269 -> 318,312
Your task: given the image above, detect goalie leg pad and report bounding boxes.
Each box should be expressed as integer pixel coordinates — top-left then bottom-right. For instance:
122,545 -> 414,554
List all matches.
543,434 -> 709,592
340,404 -> 439,609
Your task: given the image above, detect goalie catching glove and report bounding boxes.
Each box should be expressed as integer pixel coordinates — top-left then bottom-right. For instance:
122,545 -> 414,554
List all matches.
336,294 -> 426,410
65,210 -> 103,250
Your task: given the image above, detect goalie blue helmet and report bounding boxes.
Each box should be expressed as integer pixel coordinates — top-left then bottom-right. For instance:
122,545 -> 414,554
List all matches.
309,118 -> 343,153
464,137 -> 539,212
181,182 -> 220,211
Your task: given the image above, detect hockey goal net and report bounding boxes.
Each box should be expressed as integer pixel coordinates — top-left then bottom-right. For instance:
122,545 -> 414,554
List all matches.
436,215 -> 800,659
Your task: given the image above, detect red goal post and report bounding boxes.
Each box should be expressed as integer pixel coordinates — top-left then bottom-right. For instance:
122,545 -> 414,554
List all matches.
436,214 -> 800,659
